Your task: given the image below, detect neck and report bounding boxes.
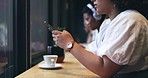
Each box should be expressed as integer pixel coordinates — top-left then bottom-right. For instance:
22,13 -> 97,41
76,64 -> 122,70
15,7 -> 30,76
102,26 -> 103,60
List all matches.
108,8 -> 119,20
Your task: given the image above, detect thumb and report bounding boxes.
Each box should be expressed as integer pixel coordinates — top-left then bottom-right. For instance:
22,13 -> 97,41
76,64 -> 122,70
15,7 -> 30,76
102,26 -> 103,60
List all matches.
63,30 -> 70,34
52,30 -> 62,35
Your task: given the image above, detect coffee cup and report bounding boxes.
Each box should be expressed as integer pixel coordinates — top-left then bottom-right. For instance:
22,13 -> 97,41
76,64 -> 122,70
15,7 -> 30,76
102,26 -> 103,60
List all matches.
43,55 -> 58,67
47,46 -> 65,63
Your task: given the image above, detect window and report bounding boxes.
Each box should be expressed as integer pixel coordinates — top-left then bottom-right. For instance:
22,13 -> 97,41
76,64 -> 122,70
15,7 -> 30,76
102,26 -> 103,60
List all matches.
0,0 -> 14,78
30,0 -> 48,65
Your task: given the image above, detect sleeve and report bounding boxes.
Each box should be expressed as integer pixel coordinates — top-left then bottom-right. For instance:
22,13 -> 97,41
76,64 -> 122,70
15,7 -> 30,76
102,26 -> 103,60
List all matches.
97,13 -> 144,65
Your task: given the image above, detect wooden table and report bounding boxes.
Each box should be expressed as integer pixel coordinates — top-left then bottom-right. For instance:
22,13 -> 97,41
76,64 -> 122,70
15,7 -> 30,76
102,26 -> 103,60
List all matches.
15,52 -> 100,78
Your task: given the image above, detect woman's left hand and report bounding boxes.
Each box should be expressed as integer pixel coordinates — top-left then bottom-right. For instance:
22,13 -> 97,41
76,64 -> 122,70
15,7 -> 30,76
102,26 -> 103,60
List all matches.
52,30 -> 74,50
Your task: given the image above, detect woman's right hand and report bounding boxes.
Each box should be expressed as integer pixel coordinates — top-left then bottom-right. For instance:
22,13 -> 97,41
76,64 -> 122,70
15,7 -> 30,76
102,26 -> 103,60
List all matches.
52,30 -> 75,50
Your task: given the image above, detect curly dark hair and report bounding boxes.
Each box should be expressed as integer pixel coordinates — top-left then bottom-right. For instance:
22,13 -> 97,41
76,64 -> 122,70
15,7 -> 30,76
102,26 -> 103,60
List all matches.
111,0 -> 143,12
82,6 -> 93,16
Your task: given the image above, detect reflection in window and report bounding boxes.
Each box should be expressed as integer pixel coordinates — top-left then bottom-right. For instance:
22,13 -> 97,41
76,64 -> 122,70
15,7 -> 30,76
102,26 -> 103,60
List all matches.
30,0 -> 48,54
0,23 -> 8,73
0,23 -> 7,47
0,0 -> 8,72
0,0 -> 13,74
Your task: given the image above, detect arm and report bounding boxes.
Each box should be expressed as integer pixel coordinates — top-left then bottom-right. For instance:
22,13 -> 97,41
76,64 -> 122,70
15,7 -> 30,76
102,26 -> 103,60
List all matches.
70,42 -> 122,78
52,30 -> 122,78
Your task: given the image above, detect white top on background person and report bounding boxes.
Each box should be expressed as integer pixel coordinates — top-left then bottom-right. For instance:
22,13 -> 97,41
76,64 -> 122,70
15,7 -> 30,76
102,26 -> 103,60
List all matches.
90,29 -> 98,41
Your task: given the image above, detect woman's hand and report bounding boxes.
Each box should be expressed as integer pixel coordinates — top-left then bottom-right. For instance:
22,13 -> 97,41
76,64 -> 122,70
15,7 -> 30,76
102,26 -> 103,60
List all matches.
52,30 -> 74,50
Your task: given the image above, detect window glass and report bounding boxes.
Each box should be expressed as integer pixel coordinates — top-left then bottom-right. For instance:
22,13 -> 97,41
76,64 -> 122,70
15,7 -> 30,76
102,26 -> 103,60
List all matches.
0,0 -> 13,75
30,0 -> 48,54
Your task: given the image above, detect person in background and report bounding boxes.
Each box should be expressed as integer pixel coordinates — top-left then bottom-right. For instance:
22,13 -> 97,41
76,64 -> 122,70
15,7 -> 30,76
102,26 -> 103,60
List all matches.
81,3 -> 106,48
52,0 -> 148,78
0,22 -> 8,67
0,23 -> 7,47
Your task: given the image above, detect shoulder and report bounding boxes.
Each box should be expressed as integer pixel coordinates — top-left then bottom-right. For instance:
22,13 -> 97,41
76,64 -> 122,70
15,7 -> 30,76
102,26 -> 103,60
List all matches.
110,10 -> 148,29
91,29 -> 98,33
118,10 -> 147,22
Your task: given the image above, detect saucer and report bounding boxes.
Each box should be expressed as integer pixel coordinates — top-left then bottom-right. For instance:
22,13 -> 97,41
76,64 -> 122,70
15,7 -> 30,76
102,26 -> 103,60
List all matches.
38,63 -> 62,69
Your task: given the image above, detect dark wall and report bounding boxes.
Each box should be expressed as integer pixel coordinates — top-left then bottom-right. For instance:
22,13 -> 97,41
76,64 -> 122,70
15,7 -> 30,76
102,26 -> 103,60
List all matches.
141,0 -> 148,19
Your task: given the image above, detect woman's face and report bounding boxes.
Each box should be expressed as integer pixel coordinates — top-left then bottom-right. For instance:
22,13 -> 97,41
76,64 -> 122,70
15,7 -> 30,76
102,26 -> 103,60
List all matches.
92,0 -> 114,14
83,13 -> 99,32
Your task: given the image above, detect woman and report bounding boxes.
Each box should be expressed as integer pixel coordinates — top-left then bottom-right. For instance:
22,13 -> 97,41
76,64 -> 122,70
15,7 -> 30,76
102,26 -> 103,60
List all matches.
81,3 -> 105,46
52,0 -> 148,78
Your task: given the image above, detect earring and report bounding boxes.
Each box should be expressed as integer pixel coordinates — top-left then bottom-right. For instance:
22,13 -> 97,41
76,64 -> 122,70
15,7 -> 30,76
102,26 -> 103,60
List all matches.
113,4 -> 116,8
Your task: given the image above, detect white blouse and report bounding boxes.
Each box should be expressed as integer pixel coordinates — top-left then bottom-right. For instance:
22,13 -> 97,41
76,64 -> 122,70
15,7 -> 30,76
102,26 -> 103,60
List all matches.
86,10 -> 148,73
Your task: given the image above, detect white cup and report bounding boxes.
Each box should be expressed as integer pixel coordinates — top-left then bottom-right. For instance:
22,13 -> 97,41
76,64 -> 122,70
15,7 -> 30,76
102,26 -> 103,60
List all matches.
43,55 -> 58,67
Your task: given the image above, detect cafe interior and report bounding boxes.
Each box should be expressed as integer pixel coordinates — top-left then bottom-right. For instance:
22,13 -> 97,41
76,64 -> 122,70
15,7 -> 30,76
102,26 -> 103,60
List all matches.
0,0 -> 148,78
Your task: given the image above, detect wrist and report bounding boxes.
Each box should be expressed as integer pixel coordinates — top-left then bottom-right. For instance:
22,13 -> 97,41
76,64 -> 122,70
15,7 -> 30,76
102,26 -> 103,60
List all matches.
66,41 -> 75,52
